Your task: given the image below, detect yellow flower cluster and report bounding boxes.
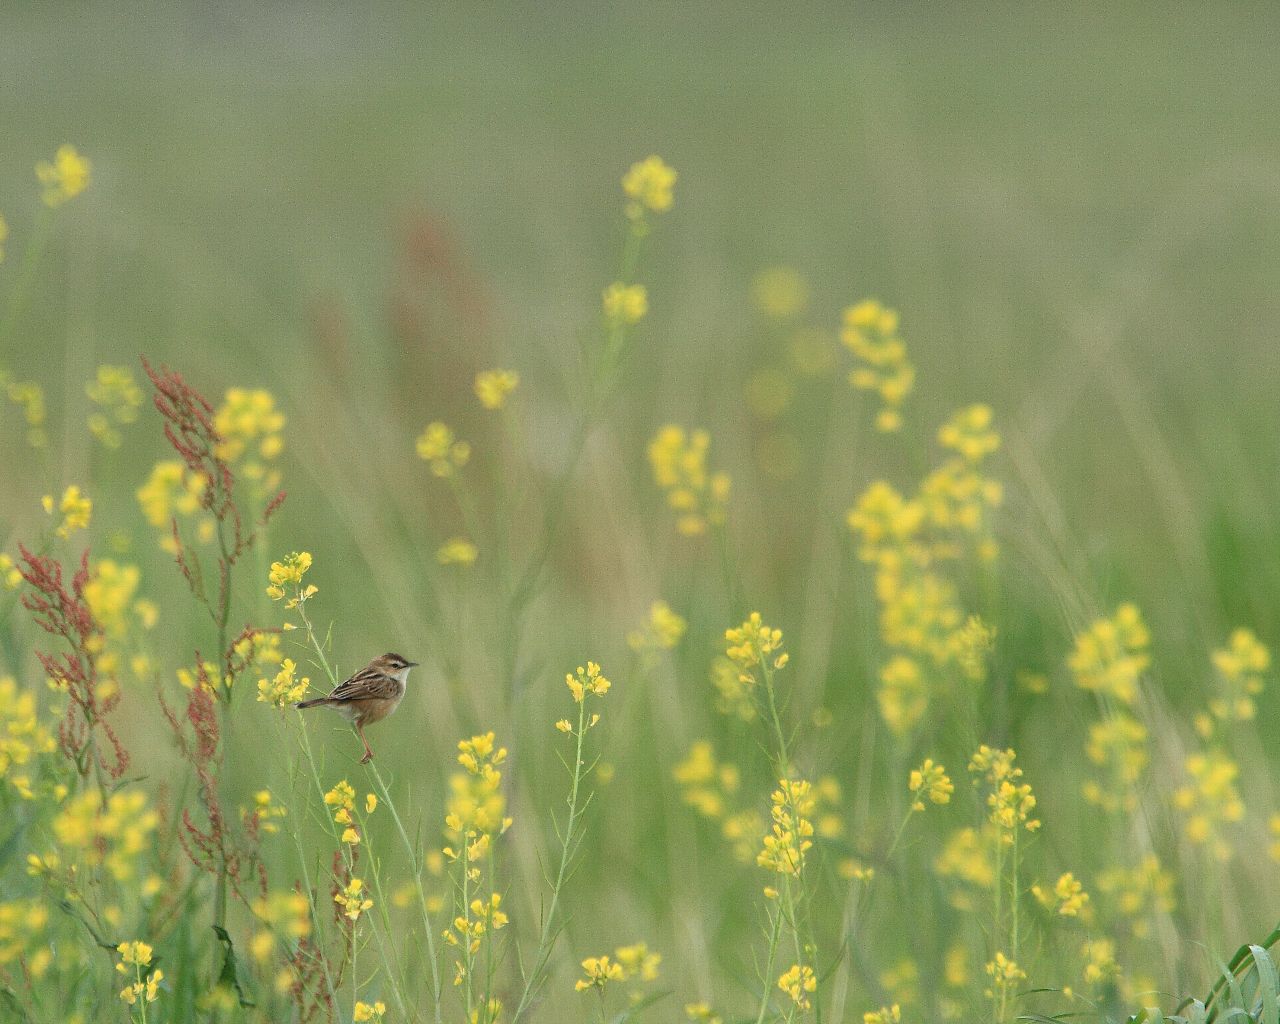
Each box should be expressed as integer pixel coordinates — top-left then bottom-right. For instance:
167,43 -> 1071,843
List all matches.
673,741 -> 763,862
334,878 -> 373,921
86,365 -> 143,449
1032,872 -> 1091,917
648,425 -> 731,536
778,964 -> 817,1010
324,781 -> 377,846
841,299 -> 914,432
1208,627 -> 1269,724
416,421 -> 471,477
847,409 -> 1003,733
0,677 -> 56,799
37,144 -> 91,207
1094,854 -> 1175,938
685,1001 -> 724,1024
437,537 -> 479,566
622,155 -> 677,218
758,778 -> 815,877
908,759 -> 953,810
84,560 -> 151,639
984,951 -> 1026,995
43,485 -> 92,539
245,789 -> 288,835
673,741 -> 742,819
445,894 -> 509,954
354,1000 -> 387,1021
627,600 -> 687,658
933,827 -> 996,909
267,551 -> 316,607
1067,603 -> 1150,704
250,890 -> 311,962
215,388 -> 286,487
0,554 -> 19,590
950,615 -> 996,682
968,746 -> 1040,842
724,611 -> 788,685
176,658 -> 227,695
565,661 -> 611,704
116,940 -> 162,1006
614,942 -> 662,982
48,788 -> 159,882
137,460 -> 215,552
1173,749 -> 1244,861
863,1005 -> 902,1024
5,376 -> 47,448
877,656 -> 927,735
1081,714 -> 1148,813
575,954 -> 625,991
710,656 -> 756,721
474,368 -> 519,410
444,733 -> 512,867
1080,938 -> 1118,985
257,658 -> 310,709
938,402 -> 1001,462
603,282 -> 648,324
0,900 -> 50,977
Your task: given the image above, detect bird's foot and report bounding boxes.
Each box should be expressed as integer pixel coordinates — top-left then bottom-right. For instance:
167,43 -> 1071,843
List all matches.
359,751 -> 373,765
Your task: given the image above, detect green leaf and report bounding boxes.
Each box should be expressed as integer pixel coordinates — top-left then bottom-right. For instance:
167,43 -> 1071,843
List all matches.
212,924 -> 255,1008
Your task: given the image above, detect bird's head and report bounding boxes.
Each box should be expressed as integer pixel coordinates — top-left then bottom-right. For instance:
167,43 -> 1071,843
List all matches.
374,652 -> 419,680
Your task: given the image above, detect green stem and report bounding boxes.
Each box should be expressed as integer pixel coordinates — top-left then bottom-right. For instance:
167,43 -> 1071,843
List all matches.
367,761 -> 445,1024
754,899 -> 785,1024
511,695 -> 588,1023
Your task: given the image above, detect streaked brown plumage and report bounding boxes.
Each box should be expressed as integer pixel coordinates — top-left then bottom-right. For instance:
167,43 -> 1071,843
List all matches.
295,652 -> 417,763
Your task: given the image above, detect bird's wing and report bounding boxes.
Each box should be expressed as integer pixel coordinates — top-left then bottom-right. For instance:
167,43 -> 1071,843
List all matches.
328,667 -> 400,702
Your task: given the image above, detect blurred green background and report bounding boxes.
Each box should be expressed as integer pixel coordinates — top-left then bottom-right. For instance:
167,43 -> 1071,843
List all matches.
3,2 -> 1280,1011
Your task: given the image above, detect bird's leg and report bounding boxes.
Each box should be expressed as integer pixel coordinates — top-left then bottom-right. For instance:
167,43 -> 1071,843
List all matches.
357,721 -> 374,764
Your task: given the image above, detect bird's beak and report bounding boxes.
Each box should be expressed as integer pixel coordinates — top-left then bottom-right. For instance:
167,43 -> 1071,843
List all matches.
405,660 -> 420,667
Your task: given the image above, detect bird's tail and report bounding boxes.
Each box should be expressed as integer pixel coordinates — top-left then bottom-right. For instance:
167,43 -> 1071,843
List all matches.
294,697 -> 330,710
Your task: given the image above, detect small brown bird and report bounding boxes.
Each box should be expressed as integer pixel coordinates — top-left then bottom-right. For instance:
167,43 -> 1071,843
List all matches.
295,652 -> 418,764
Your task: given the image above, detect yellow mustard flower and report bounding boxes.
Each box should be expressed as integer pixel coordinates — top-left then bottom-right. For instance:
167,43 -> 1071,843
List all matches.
758,778 -> 815,877
43,485 -> 92,539
334,878 -> 373,921
877,656 -> 927,735
416,421 -> 471,477
575,954 -> 625,991
647,424 -> 730,536
354,1000 -> 387,1021
777,964 -> 816,1010
474,369 -> 519,410
614,942 -> 661,981
0,677 -> 57,798
37,144 -> 91,207
565,662 -> 610,703
626,600 -> 687,657
841,298 -> 913,431
908,759 -> 953,810
86,365 -> 144,448
1174,749 -> 1244,860
215,388 -> 285,485
603,282 -> 648,324
1068,603 -> 1150,704
1032,872 -> 1090,917
622,155 -> 677,216
437,537 -> 479,566
257,658 -> 310,709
